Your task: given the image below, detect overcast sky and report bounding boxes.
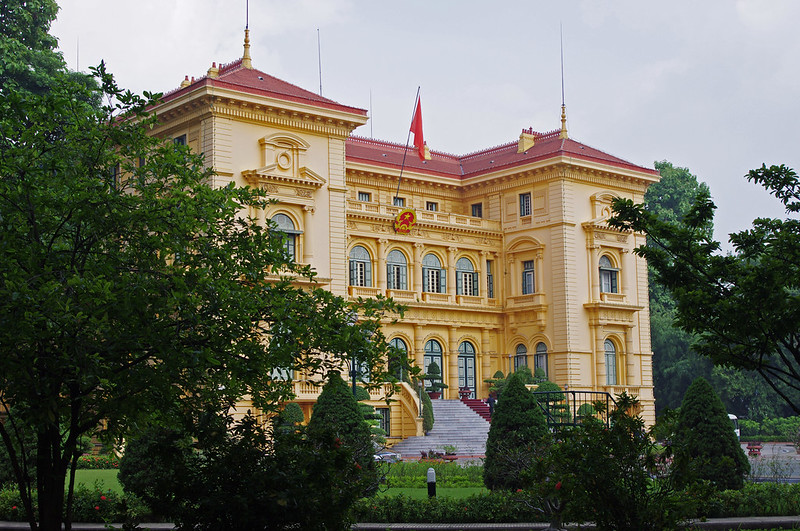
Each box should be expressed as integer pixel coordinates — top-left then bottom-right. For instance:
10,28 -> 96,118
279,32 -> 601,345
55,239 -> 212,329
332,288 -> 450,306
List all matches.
50,0 -> 800,244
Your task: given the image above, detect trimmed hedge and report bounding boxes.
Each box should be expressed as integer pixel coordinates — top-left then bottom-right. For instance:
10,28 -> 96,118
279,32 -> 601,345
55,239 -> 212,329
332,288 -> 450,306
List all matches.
76,455 -> 120,469
385,462 -> 483,488
354,483 -> 800,524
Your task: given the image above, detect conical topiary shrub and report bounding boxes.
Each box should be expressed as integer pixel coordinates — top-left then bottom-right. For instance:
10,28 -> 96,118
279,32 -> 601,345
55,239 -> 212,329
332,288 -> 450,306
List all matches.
671,377 -> 750,490
483,371 -> 549,490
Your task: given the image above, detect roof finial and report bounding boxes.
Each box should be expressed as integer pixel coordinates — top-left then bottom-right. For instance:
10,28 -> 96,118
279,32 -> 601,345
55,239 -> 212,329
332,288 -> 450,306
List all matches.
242,0 -> 253,69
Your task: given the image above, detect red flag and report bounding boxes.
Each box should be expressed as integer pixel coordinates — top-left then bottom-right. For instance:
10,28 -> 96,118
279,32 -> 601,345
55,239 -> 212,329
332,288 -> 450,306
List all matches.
410,97 -> 426,161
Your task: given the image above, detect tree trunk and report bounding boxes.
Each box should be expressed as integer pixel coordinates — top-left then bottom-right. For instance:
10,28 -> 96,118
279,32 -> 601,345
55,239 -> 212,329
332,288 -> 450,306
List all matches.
36,428 -> 67,531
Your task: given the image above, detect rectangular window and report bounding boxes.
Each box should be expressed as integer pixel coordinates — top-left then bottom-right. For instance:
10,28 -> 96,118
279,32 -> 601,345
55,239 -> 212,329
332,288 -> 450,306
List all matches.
426,201 -> 438,211
487,260 -> 495,298
458,272 -> 478,296
358,191 -> 371,202
519,192 -> 532,217
522,260 -> 535,295
173,134 -> 187,146
471,203 -> 483,218
377,408 -> 390,436
393,196 -> 405,207
514,354 -> 527,372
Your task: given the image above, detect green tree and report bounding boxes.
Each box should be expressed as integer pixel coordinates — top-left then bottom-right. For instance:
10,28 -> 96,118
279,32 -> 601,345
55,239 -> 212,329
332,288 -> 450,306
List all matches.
483,371 -> 549,490
0,50 -> 398,531
645,161 -> 713,412
671,378 -> 749,490
0,0 -> 64,94
611,164 -> 800,414
307,372 -> 378,496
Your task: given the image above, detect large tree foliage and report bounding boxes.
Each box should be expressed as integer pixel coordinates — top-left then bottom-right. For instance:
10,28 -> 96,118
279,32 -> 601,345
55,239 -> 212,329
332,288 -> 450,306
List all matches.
671,378 -> 749,490
645,162 -> 713,413
483,371 -> 549,491
0,31 -> 398,531
611,164 -> 800,415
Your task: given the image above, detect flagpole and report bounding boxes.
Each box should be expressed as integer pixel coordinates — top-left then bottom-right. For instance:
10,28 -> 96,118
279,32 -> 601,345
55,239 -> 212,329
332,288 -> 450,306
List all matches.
394,86 -> 421,205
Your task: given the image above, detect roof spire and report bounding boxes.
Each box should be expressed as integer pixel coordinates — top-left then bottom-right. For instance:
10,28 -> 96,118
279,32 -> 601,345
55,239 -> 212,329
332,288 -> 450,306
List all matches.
559,23 -> 568,139
242,1 -> 253,69
242,28 -> 253,69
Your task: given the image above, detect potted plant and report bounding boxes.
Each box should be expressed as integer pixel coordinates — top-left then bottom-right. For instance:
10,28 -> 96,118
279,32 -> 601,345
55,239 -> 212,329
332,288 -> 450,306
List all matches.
423,362 -> 448,399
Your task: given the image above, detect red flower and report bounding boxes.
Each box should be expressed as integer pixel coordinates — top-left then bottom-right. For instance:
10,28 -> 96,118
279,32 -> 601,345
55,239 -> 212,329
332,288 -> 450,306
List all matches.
100,495 -> 107,501
11,506 -> 17,510
516,488 -> 523,493
94,506 -> 100,511
355,463 -> 362,469
555,481 -> 562,490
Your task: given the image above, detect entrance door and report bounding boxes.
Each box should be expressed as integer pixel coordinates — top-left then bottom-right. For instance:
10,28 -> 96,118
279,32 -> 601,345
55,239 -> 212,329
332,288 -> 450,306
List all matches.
458,341 -> 476,398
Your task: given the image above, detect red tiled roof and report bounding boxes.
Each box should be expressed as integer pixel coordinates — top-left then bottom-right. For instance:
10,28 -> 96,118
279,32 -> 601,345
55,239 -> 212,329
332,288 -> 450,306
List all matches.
161,59 -> 367,117
346,130 -> 658,179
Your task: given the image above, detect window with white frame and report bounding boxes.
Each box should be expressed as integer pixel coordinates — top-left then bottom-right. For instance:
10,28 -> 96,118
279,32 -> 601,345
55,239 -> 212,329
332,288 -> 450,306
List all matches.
471,203 -> 483,218
456,257 -> 478,296
393,196 -> 405,207
426,201 -> 438,211
519,192 -> 532,216
522,260 -> 535,295
349,245 -> 372,287
599,255 -> 619,293
357,191 -> 371,202
271,213 -> 299,260
386,250 -> 408,290
514,344 -> 528,371
534,342 -> 548,377
605,339 -> 617,385
422,253 -> 445,293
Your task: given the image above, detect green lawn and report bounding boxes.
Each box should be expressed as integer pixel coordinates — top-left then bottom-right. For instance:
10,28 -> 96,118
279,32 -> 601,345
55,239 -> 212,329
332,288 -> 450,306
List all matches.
377,487 -> 487,499
74,469 -> 122,494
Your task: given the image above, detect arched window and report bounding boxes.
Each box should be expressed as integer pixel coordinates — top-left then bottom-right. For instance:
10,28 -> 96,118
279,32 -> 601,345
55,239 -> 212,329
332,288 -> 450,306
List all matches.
422,254 -> 445,293
535,342 -> 548,377
349,246 -> 372,287
456,257 -> 478,296
599,255 -> 619,294
604,339 -> 617,385
271,213 -> 300,260
514,344 -> 528,372
458,341 -> 476,397
386,250 -> 408,290
424,340 -> 444,396
389,337 -> 408,380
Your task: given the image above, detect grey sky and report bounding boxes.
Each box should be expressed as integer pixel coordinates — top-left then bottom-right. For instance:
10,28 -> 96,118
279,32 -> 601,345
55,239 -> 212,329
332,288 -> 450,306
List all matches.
50,0 -> 800,244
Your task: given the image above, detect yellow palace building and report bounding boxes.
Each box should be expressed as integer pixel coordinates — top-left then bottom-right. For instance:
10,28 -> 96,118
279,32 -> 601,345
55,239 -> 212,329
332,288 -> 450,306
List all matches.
150,34 -> 659,445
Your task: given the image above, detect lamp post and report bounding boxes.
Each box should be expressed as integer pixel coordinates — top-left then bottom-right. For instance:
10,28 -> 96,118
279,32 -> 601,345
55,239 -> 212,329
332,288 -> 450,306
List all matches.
350,349 -> 359,397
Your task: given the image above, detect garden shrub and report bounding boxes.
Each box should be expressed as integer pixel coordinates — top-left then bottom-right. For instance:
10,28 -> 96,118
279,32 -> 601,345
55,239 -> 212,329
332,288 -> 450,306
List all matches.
385,461 -> 483,488
75,455 -> 120,469
352,491 -> 547,524
421,389 -> 434,433
308,371 -> 377,493
548,392 -> 685,531
278,402 -> 305,426
671,377 -> 750,490
483,371 -> 549,490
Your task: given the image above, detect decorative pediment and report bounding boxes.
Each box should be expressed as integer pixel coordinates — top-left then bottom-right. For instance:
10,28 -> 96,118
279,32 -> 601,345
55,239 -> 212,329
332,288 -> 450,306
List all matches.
243,165 -> 325,187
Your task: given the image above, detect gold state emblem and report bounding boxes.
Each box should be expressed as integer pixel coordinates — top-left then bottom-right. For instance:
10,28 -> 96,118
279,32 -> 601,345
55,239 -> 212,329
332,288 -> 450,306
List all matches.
394,209 -> 417,234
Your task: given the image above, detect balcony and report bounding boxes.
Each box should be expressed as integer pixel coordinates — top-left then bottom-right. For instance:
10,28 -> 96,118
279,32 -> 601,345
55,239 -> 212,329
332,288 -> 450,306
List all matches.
346,201 -> 501,232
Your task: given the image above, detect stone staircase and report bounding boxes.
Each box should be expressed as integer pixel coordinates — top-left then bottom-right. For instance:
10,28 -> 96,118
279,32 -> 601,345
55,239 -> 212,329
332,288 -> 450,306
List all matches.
389,399 -> 490,458
462,397 -> 492,421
